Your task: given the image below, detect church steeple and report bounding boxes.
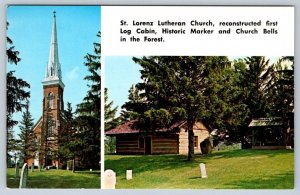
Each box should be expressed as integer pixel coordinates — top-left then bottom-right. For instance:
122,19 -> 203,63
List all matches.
43,11 -> 64,88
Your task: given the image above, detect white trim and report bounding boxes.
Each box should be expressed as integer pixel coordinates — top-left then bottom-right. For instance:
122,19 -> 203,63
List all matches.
42,79 -> 65,89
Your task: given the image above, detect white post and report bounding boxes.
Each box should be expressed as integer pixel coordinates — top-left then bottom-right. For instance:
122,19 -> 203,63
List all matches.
126,170 -> 132,180
200,163 -> 207,178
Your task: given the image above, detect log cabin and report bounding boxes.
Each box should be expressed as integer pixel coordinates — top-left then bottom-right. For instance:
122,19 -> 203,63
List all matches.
105,120 -> 210,155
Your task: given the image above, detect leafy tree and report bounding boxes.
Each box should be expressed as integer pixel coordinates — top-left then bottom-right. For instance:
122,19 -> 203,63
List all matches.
204,66 -> 248,143
18,100 -> 35,164
75,32 -> 100,168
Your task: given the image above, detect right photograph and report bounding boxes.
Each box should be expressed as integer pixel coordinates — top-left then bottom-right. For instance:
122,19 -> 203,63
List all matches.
104,56 -> 294,189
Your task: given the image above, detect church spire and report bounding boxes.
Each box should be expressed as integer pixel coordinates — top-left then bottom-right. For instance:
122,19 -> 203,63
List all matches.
43,11 -> 64,88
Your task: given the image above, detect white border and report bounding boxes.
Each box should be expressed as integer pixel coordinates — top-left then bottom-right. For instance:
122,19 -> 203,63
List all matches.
0,1 -> 299,195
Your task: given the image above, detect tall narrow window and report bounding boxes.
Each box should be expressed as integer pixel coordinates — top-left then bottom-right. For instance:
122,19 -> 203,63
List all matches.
48,119 -> 53,136
47,118 -> 54,136
59,94 -> 62,110
48,92 -> 54,109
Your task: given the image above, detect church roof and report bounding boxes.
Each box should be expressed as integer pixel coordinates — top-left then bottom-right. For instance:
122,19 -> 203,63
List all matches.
32,116 -> 42,132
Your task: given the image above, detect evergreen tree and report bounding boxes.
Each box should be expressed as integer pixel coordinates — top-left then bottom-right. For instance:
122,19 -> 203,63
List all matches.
18,100 -> 35,163
104,89 -> 118,153
105,89 -> 118,131
268,57 -> 294,116
133,56 -> 233,161
244,56 -> 273,118
76,32 -> 100,168
58,102 -> 76,168
6,22 -> 30,164
267,57 -> 294,146
120,84 -> 145,122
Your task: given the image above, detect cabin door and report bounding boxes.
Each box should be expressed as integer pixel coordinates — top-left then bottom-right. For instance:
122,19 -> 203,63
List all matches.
145,136 -> 152,154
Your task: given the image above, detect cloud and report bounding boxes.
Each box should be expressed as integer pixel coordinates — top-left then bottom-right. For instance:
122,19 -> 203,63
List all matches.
66,66 -> 79,80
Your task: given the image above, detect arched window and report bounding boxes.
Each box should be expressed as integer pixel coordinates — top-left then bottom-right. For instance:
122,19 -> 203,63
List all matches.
47,92 -> 54,109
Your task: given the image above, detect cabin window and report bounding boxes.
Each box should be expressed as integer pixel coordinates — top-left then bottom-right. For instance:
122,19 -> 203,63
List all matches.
194,136 -> 198,148
139,137 -> 144,149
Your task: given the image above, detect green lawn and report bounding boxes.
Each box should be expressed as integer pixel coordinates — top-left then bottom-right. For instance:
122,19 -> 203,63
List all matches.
105,149 -> 294,189
7,168 -> 100,188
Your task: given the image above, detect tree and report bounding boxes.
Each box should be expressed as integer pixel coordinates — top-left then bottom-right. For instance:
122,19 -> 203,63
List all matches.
6,22 -> 30,164
268,57 -> 294,116
75,32 -> 100,168
104,89 -> 118,153
58,102 -> 76,168
204,66 -> 249,143
18,100 -> 35,163
6,22 -> 20,65
267,57 -> 294,146
133,56 -> 232,161
244,56 -> 273,119
120,84 -> 145,122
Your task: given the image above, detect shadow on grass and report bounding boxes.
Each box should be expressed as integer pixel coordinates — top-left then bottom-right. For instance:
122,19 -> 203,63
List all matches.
223,171 -> 294,189
105,154 -> 197,176
188,176 -> 202,180
75,170 -> 100,175
207,149 -> 293,160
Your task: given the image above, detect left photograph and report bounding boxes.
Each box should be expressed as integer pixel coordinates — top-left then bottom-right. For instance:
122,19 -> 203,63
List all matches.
6,5 -> 101,188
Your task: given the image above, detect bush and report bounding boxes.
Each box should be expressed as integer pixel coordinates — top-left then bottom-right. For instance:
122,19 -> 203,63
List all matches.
214,142 -> 242,151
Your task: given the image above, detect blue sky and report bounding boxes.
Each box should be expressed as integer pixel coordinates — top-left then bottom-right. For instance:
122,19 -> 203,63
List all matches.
7,5 -> 100,136
105,56 -> 142,116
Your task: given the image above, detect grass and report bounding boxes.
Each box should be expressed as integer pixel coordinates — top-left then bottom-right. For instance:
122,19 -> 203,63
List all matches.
105,149 -> 294,189
7,168 -> 100,188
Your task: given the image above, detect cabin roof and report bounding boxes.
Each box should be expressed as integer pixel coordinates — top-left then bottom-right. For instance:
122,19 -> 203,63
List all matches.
248,117 -> 283,127
105,120 -> 209,135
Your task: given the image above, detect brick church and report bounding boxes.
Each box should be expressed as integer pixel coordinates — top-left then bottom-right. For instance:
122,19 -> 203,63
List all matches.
28,12 -> 64,168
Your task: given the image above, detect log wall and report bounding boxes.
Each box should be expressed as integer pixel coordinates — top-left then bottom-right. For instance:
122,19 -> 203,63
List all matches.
152,135 -> 178,154
116,135 -> 144,154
